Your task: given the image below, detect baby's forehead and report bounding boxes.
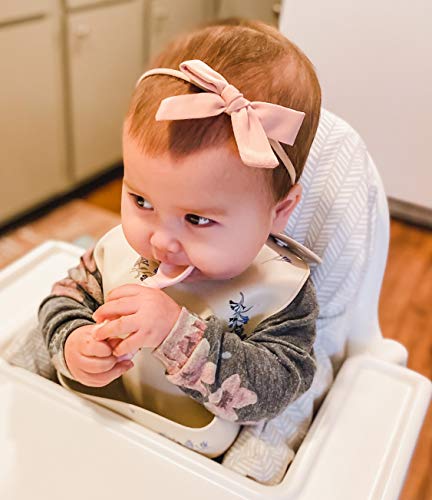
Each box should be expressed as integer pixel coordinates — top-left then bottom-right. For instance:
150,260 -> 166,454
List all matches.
172,149 -> 270,202
124,139 -> 272,209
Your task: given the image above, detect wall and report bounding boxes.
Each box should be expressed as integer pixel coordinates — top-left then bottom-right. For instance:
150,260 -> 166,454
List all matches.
280,0 -> 432,210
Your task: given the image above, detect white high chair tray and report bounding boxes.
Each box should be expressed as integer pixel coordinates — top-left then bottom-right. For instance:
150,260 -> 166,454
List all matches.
0,241 -> 84,352
0,242 -> 430,499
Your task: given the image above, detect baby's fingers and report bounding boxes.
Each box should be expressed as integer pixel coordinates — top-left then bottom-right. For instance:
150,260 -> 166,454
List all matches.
94,315 -> 137,341
78,354 -> 118,374
93,298 -> 137,323
79,360 -> 134,388
107,338 -> 122,351
80,337 -> 113,358
113,331 -> 146,357
106,284 -> 143,301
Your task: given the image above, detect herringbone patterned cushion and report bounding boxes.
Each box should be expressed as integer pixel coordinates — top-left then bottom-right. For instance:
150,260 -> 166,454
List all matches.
222,108 -> 381,484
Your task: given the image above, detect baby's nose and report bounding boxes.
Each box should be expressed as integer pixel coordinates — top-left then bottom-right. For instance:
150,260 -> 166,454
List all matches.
150,230 -> 181,256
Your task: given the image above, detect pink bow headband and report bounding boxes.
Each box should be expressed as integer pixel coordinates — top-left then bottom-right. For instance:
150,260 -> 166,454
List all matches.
136,60 -> 305,185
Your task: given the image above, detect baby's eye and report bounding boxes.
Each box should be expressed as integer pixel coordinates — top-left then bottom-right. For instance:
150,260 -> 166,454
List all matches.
185,213 -> 214,226
133,195 -> 153,210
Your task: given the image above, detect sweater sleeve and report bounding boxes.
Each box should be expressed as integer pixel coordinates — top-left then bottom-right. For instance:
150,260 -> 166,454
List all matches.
38,247 -> 104,378
153,277 -> 318,424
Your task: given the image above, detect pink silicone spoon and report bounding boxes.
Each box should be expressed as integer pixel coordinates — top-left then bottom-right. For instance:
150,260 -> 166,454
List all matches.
143,263 -> 195,289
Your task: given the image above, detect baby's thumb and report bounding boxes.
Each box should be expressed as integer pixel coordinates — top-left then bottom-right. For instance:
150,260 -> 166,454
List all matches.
107,337 -> 122,350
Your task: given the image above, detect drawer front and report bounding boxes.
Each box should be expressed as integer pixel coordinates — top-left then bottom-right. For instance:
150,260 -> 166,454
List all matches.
65,0 -> 127,10
0,1 -> 53,24
0,16 -> 68,224
67,0 -> 144,181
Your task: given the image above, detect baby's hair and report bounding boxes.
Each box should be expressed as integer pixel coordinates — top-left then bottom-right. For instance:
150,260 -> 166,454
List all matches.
127,18 -> 321,202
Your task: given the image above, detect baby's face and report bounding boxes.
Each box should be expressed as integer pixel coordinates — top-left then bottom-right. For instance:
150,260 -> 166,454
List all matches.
121,131 -> 280,281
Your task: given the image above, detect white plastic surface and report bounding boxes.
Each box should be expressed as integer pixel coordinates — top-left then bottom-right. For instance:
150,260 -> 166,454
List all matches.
1,353 -> 430,500
0,359 -> 245,500
283,356 -> 431,500
57,368 -> 240,458
0,242 -> 83,351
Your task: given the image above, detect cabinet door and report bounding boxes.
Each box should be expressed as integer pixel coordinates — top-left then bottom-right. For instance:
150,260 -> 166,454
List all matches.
215,0 -> 278,25
148,0 -> 215,57
0,16 -> 68,224
0,0 -> 52,23
67,0 -> 144,182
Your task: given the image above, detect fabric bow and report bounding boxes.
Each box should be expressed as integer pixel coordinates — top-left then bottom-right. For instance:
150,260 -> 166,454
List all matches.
154,60 -> 305,169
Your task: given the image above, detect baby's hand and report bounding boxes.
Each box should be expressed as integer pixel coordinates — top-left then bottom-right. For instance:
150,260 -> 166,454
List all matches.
64,324 -> 133,387
92,284 -> 181,357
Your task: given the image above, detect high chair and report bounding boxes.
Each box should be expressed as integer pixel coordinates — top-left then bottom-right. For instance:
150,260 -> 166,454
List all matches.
0,108 -> 430,500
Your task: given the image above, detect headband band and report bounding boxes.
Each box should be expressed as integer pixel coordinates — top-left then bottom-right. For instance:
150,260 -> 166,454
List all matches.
136,60 -> 305,185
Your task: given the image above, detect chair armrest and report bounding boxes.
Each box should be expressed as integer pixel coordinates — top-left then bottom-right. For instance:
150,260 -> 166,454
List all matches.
366,338 -> 409,366
284,355 -> 431,500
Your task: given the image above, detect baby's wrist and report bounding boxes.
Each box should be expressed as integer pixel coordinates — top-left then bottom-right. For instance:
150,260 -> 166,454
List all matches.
156,294 -> 182,342
157,302 -> 182,346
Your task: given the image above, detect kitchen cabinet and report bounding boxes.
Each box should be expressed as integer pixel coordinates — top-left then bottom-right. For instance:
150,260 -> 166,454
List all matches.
0,0 -> 285,227
215,0 -> 279,25
147,0 -> 215,58
66,0 -> 145,182
0,0 -> 53,24
0,2 -> 69,224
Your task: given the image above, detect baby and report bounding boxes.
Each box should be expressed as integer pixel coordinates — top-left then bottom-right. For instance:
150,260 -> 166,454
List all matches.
39,19 -> 321,441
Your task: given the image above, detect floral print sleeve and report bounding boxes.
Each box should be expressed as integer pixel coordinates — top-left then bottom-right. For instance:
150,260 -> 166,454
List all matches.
154,278 -> 318,424
38,247 -> 103,378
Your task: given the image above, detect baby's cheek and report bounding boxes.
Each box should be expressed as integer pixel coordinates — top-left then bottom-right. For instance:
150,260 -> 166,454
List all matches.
123,223 -> 151,259
189,246 -> 250,280
186,245 -> 223,275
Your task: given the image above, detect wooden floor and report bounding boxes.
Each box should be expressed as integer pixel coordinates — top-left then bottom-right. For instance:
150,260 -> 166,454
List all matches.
84,178 -> 432,500
1,176 -> 430,498
379,219 -> 432,500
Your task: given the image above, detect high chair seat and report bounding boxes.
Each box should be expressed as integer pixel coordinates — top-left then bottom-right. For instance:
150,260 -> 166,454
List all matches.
220,107 -> 413,483
0,109 -> 430,499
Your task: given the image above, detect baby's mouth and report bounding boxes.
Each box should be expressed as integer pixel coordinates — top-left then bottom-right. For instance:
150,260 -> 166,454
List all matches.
156,262 -> 186,278
155,262 -> 207,284
182,267 -> 206,283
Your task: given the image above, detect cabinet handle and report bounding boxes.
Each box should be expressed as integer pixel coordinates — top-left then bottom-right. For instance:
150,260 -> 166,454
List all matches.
273,2 -> 281,17
74,23 -> 91,38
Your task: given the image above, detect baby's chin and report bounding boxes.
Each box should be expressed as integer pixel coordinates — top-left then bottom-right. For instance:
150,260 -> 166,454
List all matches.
182,267 -> 208,283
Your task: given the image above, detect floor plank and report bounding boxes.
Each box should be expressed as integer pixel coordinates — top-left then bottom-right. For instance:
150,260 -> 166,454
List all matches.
84,178 -> 123,214
0,200 -> 120,269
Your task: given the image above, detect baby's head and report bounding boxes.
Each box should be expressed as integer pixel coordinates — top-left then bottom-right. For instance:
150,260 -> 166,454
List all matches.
122,19 -> 321,281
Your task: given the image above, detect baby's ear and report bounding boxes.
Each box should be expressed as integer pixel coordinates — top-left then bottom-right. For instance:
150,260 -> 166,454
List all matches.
270,183 -> 302,234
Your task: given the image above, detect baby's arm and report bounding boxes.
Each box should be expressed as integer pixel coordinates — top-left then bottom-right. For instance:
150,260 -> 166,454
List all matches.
38,247 -> 128,383
153,278 -> 318,424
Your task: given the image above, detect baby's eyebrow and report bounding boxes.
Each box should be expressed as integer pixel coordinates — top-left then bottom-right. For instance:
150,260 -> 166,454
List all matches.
124,179 -> 226,216
180,205 -> 227,216
123,179 -> 143,194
